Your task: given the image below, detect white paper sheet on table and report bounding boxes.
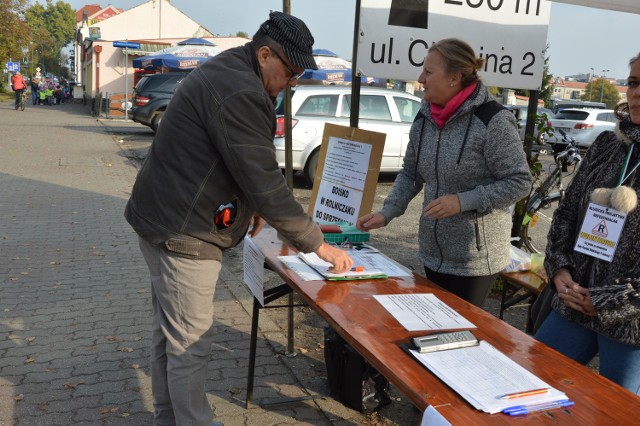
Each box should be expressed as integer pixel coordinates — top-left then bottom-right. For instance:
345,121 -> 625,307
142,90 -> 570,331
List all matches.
410,341 -> 568,414
374,293 -> 476,331
278,255 -> 324,281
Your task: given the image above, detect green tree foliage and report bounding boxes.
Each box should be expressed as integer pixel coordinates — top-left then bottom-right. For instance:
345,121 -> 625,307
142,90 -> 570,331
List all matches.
0,0 -> 31,64
25,0 -> 75,77
510,46 -> 553,240
581,78 -> 621,108
236,31 -> 249,38
538,50 -> 554,108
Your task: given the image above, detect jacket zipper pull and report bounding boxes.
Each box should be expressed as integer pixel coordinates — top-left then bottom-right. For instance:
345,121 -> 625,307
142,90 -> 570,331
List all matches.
474,212 -> 482,251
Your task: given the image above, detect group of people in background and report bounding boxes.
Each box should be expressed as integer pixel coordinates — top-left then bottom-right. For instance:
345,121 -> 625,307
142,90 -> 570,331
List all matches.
29,76 -> 72,106
10,72 -> 73,107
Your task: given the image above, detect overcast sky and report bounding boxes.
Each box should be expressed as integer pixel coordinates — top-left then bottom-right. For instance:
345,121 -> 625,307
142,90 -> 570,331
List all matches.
64,0 -> 639,81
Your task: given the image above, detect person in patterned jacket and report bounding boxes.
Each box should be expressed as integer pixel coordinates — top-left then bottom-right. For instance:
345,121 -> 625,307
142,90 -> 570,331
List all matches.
536,52 -> 640,395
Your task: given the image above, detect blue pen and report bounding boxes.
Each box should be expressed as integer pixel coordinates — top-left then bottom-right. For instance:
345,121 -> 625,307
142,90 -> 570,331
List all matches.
503,400 -> 574,416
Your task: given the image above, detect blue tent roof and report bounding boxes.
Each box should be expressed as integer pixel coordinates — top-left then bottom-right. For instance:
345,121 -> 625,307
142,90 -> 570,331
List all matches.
312,49 -> 338,57
132,42 -> 221,71
132,54 -> 211,71
300,69 -> 376,84
177,38 -> 215,46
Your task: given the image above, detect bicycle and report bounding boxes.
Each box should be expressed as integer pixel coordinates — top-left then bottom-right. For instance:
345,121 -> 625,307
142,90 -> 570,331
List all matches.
15,90 -> 26,111
520,129 -> 582,253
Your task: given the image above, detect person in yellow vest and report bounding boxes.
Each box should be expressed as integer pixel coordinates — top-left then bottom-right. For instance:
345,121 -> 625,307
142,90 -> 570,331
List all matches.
45,85 -> 54,106
39,86 -> 47,105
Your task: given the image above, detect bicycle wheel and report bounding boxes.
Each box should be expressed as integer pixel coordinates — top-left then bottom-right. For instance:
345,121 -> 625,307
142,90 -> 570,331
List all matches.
521,207 -> 555,253
20,97 -> 25,111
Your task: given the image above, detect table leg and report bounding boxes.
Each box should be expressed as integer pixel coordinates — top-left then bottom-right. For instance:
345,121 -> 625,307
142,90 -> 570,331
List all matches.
245,297 -> 261,409
244,283 -> 301,408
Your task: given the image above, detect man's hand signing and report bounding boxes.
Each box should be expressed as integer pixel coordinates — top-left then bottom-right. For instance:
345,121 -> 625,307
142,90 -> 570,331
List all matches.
315,242 -> 353,273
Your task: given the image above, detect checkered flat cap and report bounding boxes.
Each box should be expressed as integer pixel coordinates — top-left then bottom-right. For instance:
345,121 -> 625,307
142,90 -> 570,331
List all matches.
260,11 -> 317,70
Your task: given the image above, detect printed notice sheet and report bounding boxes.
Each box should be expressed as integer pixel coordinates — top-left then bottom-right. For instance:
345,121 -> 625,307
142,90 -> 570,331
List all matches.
374,294 -> 476,331
311,137 -> 370,225
323,137 -> 371,190
410,341 -> 568,414
242,236 -> 264,306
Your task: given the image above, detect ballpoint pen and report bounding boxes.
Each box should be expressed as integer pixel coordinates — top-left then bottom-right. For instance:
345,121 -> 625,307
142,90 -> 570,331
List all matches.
503,400 -> 574,416
498,387 -> 550,400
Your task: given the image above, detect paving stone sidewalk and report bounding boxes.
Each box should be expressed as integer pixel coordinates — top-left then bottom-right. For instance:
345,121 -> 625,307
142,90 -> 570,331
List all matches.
0,101 -> 421,425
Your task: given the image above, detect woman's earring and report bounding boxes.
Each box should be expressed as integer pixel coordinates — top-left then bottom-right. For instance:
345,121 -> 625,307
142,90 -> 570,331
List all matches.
450,82 -> 454,87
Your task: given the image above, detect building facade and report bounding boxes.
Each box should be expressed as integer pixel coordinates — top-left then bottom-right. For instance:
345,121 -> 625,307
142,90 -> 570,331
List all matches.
74,0 -> 249,105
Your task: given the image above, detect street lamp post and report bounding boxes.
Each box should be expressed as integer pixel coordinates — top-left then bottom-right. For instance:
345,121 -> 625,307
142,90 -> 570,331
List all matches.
589,67 -> 594,101
600,69 -> 610,103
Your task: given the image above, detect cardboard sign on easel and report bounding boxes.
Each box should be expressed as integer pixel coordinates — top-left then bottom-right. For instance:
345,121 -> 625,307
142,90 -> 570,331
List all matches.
308,123 -> 386,225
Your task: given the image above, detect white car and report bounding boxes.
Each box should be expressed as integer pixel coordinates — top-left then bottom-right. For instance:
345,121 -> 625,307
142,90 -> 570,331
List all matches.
544,108 -> 617,150
274,86 -> 422,184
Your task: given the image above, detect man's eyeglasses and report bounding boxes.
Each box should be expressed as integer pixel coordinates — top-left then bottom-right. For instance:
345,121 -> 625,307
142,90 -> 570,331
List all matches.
271,49 -> 305,81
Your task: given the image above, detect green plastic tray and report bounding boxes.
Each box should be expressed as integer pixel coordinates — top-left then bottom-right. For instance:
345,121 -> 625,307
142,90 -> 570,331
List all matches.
319,221 -> 370,244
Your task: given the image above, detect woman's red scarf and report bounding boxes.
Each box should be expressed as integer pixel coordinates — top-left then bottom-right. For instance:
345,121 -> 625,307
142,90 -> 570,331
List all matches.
430,83 -> 478,129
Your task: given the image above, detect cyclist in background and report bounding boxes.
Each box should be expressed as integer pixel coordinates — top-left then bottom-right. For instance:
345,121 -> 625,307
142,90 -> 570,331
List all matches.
11,72 -> 27,110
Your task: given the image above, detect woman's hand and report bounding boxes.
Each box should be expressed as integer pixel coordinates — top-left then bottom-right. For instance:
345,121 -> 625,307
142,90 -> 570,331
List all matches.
356,212 -> 387,232
424,194 -> 461,219
315,242 -> 354,273
554,268 -> 596,316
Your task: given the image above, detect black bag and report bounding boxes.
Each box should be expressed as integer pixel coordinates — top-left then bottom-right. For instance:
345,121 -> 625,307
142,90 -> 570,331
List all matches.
323,327 -> 392,413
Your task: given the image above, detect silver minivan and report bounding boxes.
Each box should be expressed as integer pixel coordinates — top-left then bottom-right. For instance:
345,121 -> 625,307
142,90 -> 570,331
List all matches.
274,85 -> 422,184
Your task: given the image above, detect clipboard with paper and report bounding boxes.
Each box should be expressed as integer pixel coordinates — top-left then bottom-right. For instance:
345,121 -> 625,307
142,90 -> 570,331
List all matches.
297,252 -> 388,280
408,341 -> 569,414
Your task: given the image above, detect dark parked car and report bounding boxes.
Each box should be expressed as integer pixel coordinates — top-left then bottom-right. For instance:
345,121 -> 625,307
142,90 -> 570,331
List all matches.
130,72 -> 189,132
505,105 -> 555,142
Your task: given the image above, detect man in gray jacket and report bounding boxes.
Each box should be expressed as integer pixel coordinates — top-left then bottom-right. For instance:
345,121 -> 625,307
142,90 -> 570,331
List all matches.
125,12 -> 352,425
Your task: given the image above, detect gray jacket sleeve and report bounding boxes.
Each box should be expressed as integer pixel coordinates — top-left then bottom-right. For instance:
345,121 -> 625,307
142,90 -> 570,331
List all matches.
457,110 -> 532,213
380,116 -> 426,222
214,91 -> 324,253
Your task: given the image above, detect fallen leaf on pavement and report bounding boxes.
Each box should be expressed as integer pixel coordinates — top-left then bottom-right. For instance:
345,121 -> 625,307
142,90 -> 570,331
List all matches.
63,382 -> 84,389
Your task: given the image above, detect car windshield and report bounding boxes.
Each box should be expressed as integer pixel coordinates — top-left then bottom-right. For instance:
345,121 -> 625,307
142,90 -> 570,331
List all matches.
342,95 -> 392,121
538,108 -> 554,118
275,91 -> 286,115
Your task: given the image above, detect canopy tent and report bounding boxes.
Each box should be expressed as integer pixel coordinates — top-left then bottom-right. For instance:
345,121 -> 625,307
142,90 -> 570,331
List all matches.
176,38 -> 215,46
132,38 -> 221,71
551,0 -> 640,14
300,49 -> 377,84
